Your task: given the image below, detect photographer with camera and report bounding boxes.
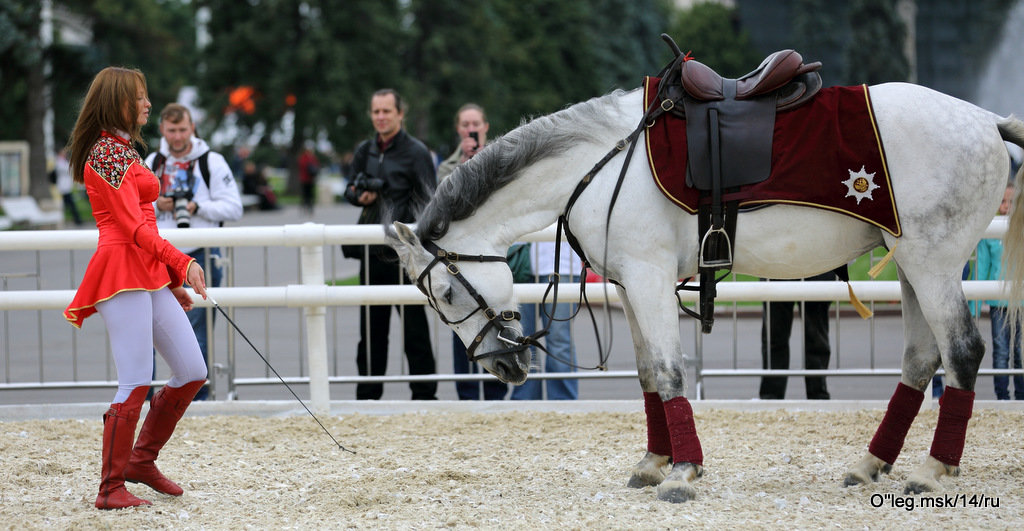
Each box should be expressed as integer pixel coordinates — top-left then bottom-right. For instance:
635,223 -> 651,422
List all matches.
145,103 -> 243,401
343,88 -> 438,400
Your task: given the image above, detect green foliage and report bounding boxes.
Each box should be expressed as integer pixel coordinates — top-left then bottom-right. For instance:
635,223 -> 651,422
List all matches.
4,0 -> 760,185
0,1 -> 43,138
666,2 -> 761,78
842,0 -> 909,84
400,0 -> 670,152
0,0 -> 195,145
198,0 -> 672,157
197,0 -> 406,189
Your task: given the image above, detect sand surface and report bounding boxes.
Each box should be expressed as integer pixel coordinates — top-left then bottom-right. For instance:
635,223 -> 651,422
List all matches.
1,407 -> 1022,529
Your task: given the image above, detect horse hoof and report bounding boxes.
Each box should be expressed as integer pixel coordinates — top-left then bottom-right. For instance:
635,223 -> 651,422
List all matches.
627,452 -> 670,488
903,456 -> 954,494
903,480 -> 936,495
842,473 -> 866,487
843,460 -> 891,486
627,475 -> 658,488
844,454 -> 891,487
656,481 -> 696,503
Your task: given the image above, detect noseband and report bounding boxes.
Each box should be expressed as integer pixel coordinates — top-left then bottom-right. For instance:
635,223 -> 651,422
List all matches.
416,240 -> 533,361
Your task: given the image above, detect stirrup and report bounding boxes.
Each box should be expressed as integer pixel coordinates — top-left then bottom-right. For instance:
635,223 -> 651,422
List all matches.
698,226 -> 733,268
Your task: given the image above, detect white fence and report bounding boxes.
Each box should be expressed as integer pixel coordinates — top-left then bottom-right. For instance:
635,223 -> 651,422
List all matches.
0,218 -> 1018,411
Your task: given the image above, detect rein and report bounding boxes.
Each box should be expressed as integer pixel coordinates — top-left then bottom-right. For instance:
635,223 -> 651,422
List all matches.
554,39 -> 691,367
421,35 -> 700,368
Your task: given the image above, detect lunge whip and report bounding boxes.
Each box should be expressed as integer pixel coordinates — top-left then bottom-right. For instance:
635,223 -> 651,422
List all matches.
209,297 -> 355,454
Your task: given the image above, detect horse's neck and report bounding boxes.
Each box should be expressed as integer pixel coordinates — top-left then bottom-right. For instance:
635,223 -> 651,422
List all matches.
444,90 -> 642,254
445,144 -> 619,253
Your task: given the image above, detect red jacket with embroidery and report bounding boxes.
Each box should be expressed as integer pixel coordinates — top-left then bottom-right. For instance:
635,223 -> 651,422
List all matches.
64,132 -> 195,328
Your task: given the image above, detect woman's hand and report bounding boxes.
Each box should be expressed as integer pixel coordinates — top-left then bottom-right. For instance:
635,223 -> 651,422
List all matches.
187,261 -> 208,300
171,286 -> 194,311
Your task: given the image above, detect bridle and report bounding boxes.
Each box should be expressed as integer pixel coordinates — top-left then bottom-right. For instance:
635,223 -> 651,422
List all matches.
415,240 -> 535,361
411,35 -> 699,373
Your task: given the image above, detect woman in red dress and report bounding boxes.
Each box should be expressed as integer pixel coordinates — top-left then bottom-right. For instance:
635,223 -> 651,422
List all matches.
63,67 -> 209,510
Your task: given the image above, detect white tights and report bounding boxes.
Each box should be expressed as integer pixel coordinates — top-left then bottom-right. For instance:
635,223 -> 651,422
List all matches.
96,289 -> 207,403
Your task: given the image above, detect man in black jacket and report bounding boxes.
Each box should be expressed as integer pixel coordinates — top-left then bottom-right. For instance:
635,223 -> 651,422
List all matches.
344,88 -> 437,400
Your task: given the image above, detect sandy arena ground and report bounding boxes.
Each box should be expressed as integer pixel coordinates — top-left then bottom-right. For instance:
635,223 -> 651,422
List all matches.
1,404 -> 1022,530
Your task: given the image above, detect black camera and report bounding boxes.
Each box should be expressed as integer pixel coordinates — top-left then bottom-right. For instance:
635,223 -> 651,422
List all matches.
168,168 -> 193,228
351,172 -> 387,195
344,171 -> 387,206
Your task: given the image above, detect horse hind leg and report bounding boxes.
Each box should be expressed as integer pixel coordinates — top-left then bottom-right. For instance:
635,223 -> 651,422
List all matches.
905,279 -> 983,494
860,268 -> 983,493
845,273 -> 936,487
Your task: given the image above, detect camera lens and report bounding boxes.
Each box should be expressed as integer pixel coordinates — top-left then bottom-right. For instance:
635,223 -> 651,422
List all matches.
174,198 -> 191,228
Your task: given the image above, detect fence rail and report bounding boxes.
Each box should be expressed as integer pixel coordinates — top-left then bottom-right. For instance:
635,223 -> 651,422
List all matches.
1,218 -> 1019,410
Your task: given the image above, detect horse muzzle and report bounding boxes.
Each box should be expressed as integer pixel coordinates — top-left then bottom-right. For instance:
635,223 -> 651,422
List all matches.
472,326 -> 531,384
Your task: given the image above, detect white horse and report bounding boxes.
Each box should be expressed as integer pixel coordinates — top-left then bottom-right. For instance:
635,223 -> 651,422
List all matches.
387,81 -> 1024,502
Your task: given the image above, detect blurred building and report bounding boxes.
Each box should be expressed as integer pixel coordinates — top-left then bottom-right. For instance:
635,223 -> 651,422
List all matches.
735,0 -> 1019,103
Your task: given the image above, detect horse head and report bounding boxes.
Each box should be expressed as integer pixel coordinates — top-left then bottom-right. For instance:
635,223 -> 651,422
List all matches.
388,221 -> 531,385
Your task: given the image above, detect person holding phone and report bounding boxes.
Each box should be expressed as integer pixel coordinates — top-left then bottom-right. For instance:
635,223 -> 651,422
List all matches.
437,103 -> 489,177
437,103 -> 507,400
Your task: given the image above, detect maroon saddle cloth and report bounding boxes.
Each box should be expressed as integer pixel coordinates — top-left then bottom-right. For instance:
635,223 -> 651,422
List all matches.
643,76 -> 901,237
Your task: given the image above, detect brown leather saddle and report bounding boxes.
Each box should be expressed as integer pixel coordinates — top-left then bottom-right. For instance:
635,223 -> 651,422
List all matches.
652,35 -> 823,332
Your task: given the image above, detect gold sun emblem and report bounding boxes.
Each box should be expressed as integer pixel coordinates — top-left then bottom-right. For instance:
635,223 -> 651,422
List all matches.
842,165 -> 880,205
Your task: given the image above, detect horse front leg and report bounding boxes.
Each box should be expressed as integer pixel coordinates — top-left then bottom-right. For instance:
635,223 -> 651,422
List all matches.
618,288 -> 672,488
617,283 -> 703,502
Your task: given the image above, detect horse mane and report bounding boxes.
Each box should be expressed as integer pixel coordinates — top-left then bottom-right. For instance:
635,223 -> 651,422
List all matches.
413,89 -> 633,242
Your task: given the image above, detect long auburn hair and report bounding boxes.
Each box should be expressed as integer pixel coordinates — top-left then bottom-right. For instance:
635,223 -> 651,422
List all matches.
66,67 -> 149,184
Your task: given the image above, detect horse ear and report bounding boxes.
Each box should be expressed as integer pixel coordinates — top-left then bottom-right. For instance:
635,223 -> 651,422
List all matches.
391,221 -> 419,248
388,222 -> 429,275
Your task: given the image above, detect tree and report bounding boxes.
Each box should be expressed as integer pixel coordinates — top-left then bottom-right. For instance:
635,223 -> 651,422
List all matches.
587,0 -> 675,92
405,0 -> 671,150
197,0 -> 406,189
665,2 -> 761,78
842,0 -> 909,84
0,1 -> 46,199
0,0 -> 195,201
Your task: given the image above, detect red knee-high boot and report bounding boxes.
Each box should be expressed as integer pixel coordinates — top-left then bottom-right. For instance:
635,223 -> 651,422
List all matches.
125,380 -> 204,496
96,386 -> 152,510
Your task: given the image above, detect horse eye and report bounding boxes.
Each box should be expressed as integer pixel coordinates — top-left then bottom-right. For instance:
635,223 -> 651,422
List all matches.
443,287 -> 453,304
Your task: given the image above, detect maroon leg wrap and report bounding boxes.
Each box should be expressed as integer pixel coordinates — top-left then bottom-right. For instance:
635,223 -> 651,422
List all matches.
663,396 -> 703,466
868,382 -> 924,465
929,386 -> 974,467
643,392 -> 672,457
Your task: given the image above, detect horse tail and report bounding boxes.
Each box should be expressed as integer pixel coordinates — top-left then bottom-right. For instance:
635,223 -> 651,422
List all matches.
998,115 -> 1024,339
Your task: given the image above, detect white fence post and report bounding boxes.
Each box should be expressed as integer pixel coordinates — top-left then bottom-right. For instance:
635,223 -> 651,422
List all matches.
293,223 -> 330,415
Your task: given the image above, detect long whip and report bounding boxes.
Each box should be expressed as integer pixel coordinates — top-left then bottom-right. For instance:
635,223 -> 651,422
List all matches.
209,297 -> 355,454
